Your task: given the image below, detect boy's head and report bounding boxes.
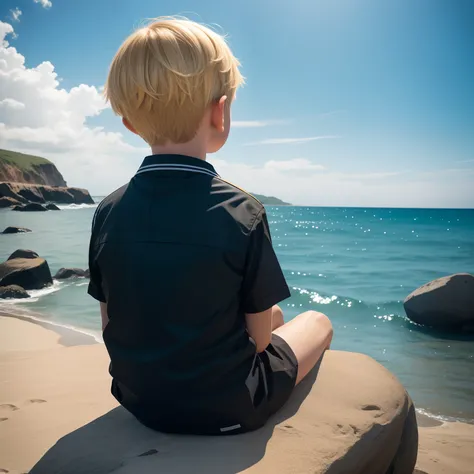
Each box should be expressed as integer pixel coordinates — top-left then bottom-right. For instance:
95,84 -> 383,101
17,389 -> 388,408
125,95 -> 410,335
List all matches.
105,17 -> 244,153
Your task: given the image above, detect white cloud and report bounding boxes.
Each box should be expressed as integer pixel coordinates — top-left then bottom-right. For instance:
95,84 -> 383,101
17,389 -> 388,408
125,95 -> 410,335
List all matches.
245,136 -> 340,146
264,158 -> 325,172
0,21 -> 145,193
0,97 -> 25,110
0,21 -> 472,208
232,119 -> 289,128
10,8 -> 22,22
33,0 -> 52,8
232,121 -> 269,128
0,21 -> 14,40
210,158 -> 474,208
317,110 -> 347,118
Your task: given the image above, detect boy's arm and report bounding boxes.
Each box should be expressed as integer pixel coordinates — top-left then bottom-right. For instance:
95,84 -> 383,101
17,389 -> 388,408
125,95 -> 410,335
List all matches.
242,208 -> 291,353
100,302 -> 109,331
88,206 -> 108,330
245,308 -> 273,353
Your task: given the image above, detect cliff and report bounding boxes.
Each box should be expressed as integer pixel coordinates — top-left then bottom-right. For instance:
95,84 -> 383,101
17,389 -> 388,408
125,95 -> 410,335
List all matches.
0,149 -> 94,208
0,149 -> 67,187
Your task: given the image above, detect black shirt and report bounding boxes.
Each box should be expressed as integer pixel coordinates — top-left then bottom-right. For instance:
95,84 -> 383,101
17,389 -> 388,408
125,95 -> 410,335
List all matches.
88,154 -> 291,430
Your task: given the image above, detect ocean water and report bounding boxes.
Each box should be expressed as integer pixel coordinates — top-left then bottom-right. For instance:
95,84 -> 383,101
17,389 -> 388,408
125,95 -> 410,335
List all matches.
1,204 -> 473,423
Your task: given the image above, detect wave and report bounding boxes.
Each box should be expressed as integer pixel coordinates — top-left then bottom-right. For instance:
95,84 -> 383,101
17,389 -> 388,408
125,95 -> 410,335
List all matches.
416,408 -> 473,425
0,280 -> 65,304
290,286 -> 403,309
57,203 -> 98,210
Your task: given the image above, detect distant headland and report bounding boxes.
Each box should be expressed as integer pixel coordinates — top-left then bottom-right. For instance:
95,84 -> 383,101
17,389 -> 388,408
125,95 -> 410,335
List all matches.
0,149 -> 94,210
251,193 -> 291,206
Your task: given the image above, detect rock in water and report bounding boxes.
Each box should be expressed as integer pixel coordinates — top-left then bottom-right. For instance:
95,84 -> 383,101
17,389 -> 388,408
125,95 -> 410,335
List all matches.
12,202 -> 48,212
8,249 -> 39,260
0,284 -> 30,299
54,268 -> 88,279
0,196 -> 22,208
64,187 -> 95,205
404,273 -> 474,330
46,203 -> 61,211
2,226 -> 32,234
0,253 -> 53,290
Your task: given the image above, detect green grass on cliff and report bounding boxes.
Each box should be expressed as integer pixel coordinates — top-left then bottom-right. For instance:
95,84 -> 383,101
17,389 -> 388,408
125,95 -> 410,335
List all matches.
0,149 -> 52,171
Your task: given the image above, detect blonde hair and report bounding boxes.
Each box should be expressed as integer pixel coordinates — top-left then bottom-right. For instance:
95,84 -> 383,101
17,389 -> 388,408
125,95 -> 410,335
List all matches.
104,17 -> 244,145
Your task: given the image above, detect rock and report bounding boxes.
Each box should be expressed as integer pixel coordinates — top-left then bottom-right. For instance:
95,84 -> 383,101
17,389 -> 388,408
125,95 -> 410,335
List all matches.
28,351 -> 418,474
0,254 -> 53,290
17,186 -> 46,203
404,273 -> 474,330
0,284 -> 30,299
8,249 -> 39,260
46,203 -> 61,211
12,202 -> 48,212
0,182 -> 94,205
0,196 -> 22,208
65,187 -> 95,205
0,183 -> 29,204
54,268 -> 89,279
2,226 -> 32,234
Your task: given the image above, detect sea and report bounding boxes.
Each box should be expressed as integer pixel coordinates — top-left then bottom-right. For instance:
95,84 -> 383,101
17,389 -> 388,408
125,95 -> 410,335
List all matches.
1,203 -> 473,424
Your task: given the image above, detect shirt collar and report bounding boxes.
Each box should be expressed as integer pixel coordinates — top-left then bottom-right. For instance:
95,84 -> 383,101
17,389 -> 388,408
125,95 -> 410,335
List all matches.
136,154 -> 219,178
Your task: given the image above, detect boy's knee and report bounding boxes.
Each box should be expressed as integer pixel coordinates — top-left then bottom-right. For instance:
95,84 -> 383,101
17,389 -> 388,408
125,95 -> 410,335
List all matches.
273,304 -> 284,320
307,311 -> 333,333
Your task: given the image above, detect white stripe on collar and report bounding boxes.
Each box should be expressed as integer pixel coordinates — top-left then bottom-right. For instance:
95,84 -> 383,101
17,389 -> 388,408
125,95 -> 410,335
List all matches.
136,164 -> 218,178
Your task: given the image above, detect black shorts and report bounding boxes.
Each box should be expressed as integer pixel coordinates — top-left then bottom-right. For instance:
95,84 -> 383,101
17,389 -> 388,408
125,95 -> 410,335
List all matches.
115,334 -> 298,436
252,333 -> 299,425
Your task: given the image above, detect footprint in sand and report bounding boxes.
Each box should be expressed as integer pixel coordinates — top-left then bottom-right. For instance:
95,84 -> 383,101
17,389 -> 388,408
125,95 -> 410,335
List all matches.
0,400 -> 46,418
0,404 -> 19,412
25,399 -> 47,405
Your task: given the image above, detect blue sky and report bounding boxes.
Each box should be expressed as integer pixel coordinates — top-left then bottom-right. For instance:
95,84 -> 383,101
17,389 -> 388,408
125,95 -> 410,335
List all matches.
1,0 -> 473,207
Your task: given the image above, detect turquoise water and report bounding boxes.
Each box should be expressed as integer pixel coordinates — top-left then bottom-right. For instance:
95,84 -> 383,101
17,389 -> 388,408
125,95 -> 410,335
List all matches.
1,204 -> 473,422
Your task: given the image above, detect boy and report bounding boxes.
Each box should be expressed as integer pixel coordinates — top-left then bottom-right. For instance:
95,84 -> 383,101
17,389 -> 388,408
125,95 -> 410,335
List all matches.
88,17 -> 333,435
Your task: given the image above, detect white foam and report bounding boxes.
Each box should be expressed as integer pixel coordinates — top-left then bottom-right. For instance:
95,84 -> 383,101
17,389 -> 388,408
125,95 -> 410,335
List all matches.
0,305 -> 103,344
27,280 -> 64,299
0,281 -> 64,305
57,203 -> 98,210
416,408 -> 472,424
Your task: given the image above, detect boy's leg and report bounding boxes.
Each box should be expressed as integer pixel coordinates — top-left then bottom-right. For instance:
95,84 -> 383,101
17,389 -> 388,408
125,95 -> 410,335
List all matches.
271,305 -> 285,331
273,311 -> 333,385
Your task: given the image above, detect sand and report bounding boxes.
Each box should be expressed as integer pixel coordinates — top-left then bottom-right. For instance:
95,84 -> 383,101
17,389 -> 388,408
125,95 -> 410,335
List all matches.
0,315 -> 473,474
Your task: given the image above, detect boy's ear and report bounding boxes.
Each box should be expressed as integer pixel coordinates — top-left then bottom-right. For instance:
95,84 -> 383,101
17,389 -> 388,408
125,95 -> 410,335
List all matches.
211,95 -> 228,133
122,117 -> 138,135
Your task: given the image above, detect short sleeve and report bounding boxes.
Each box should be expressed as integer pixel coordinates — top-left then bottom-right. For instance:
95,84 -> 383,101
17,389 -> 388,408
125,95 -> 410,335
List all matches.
241,208 -> 291,314
88,210 -> 106,303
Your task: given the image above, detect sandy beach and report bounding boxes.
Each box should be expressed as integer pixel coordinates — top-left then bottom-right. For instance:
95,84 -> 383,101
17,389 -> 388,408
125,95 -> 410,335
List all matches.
0,315 -> 473,474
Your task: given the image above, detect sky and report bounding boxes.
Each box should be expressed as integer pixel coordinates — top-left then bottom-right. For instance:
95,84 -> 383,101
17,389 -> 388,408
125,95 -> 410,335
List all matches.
0,0 -> 473,208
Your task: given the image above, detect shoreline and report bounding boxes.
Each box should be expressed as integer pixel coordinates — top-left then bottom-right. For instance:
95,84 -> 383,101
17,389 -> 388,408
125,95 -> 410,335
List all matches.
0,314 -> 473,473
0,309 -> 471,426
0,307 -> 101,346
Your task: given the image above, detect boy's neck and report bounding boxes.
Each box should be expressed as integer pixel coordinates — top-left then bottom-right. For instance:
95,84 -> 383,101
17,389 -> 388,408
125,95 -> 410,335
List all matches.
150,140 -> 207,161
